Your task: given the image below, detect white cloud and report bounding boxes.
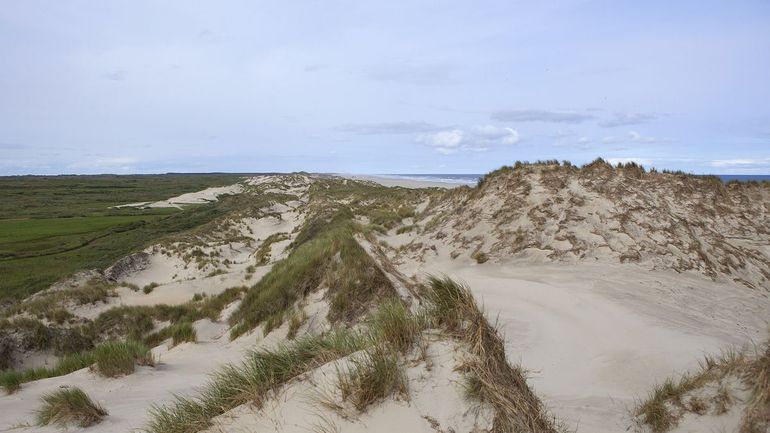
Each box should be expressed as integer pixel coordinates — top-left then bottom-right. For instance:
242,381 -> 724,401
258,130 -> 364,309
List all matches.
600,131 -> 661,144
599,112 -> 659,128
417,125 -> 519,154
417,129 -> 464,147
707,158 -> 770,167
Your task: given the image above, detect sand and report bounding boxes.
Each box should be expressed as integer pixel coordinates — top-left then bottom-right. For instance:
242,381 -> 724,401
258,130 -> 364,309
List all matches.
115,184 -> 244,209
3,173 -> 767,433
388,253 -> 769,433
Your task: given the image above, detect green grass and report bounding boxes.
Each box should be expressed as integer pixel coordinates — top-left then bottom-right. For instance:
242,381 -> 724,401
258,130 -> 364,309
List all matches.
0,174 -> 242,220
336,345 -> 408,412
0,340 -> 154,393
254,232 -> 290,265
144,329 -> 366,433
92,340 -> 154,377
144,322 -> 198,348
366,299 -> 422,353
4,277 -> 116,320
143,282 -> 160,294
36,387 -> 108,428
169,322 -> 197,346
0,174 -> 246,300
228,209 -> 395,339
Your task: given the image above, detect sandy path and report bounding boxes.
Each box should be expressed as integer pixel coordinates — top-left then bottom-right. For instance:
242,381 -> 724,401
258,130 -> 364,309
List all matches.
404,259 -> 770,432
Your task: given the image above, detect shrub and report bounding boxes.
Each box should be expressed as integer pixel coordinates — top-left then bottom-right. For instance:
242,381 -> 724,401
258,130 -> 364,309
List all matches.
143,282 -> 160,294
36,387 -> 107,428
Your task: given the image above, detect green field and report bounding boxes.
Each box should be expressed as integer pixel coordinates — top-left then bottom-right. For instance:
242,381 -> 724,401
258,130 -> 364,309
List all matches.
0,174 -> 244,301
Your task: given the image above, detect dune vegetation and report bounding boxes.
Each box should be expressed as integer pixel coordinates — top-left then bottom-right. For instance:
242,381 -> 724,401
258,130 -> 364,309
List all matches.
36,387 -> 108,428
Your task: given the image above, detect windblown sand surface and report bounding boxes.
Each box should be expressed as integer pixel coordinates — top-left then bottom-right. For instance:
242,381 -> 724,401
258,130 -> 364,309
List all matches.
2,168 -> 768,433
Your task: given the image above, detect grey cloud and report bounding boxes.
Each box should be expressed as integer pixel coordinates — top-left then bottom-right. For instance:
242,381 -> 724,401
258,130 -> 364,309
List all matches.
491,110 -> 595,124
337,121 -> 444,135
600,112 -> 659,127
0,141 -> 25,150
363,60 -> 452,85
103,70 -> 128,81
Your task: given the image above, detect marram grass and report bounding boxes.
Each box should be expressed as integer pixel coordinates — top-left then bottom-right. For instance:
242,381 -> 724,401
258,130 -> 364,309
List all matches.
36,387 -> 107,428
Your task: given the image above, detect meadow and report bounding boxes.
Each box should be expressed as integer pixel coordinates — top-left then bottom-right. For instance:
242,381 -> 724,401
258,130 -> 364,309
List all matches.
0,174 -> 242,300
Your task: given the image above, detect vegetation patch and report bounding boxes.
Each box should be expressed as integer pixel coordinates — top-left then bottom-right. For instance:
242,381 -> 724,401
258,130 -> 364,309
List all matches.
424,276 -> 561,433
1,340 -> 153,393
228,209 -> 395,339
92,340 -> 154,377
254,232 -> 290,265
145,329 -> 366,433
36,387 -> 108,428
634,342 -> 769,433
336,345 -> 408,412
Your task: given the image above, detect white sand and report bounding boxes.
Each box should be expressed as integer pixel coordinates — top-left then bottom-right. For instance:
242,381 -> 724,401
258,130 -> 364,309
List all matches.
390,255 -> 769,433
116,184 -> 244,209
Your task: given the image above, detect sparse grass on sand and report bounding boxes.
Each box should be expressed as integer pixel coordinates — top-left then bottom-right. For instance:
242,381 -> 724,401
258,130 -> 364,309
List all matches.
424,276 -> 560,433
144,329 -> 366,433
634,339 -> 770,433
336,344 -> 408,412
36,387 -> 108,428
146,276 -> 560,433
228,209 -> 395,340
0,340 -> 154,393
144,322 -> 198,348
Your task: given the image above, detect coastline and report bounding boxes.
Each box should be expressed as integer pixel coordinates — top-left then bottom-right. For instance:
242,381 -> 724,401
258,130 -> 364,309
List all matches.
340,174 -> 472,189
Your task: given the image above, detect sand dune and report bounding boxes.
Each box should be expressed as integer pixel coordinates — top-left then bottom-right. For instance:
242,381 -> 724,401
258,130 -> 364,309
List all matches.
2,167 -> 768,433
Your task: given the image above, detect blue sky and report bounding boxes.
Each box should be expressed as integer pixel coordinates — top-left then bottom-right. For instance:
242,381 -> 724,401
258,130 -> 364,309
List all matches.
1,0 -> 769,175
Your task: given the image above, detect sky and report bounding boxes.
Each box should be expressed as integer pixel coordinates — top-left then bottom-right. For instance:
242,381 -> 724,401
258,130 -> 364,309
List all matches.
1,0 -> 769,175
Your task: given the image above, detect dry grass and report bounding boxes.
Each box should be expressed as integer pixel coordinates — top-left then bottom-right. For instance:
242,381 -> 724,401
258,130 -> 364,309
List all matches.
742,341 -> 770,433
424,276 -> 560,433
635,341 -> 770,433
36,387 -> 107,428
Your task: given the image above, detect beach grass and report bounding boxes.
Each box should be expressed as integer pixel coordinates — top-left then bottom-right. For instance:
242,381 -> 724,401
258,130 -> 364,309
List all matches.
36,387 -> 107,428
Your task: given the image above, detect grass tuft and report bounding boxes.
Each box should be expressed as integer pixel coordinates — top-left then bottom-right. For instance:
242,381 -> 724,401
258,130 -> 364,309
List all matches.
36,387 -> 107,428
92,340 -> 154,377
336,345 -> 408,412
144,329 -> 366,433
366,299 -> 422,353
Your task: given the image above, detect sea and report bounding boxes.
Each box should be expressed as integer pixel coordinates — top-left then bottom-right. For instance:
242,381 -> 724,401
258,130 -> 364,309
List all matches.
380,173 -> 770,185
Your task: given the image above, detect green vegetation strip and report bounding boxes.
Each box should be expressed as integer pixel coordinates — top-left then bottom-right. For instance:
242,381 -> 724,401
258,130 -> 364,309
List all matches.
0,340 -> 153,393
228,208 -> 395,339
